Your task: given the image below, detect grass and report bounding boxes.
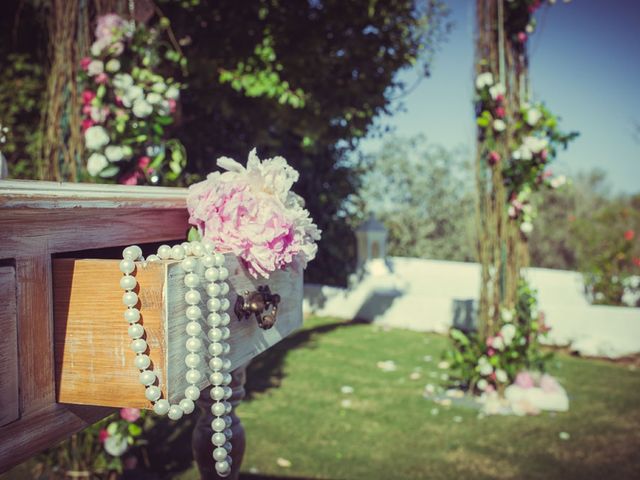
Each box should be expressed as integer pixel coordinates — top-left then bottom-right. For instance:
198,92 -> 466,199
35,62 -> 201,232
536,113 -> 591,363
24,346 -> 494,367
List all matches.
228,316 -> 640,480
4,316 -> 640,480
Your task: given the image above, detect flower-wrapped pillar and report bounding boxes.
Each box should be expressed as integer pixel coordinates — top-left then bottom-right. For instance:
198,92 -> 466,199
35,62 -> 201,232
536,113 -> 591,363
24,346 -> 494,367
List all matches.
474,0 -> 576,342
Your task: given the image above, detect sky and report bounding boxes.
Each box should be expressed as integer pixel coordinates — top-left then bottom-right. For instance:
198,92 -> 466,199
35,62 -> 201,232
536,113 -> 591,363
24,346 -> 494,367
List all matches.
360,0 -> 640,194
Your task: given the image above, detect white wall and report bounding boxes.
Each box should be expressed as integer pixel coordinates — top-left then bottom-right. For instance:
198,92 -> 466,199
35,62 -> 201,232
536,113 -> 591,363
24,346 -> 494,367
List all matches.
303,257 -> 640,358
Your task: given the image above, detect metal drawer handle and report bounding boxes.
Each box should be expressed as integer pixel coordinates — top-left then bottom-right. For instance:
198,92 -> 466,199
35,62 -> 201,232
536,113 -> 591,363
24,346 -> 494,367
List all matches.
234,285 -> 281,330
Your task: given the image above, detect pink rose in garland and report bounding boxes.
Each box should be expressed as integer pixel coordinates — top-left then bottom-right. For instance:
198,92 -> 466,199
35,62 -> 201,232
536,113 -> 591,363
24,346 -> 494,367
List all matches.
187,149 -> 321,278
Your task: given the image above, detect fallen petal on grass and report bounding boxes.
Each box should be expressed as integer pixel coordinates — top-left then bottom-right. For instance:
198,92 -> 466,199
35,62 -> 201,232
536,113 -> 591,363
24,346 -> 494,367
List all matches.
559,432 -> 570,441
341,385 -> 354,394
410,372 -> 421,380
277,457 -> 292,468
377,360 -> 397,372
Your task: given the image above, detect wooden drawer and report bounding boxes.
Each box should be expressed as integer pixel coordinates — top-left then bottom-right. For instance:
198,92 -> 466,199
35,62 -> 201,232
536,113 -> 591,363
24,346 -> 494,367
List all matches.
53,257 -> 302,409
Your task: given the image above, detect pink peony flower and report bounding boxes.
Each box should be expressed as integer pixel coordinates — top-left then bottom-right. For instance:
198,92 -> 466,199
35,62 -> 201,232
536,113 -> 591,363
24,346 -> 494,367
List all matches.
495,93 -> 505,103
98,428 -> 109,443
515,371 -> 535,389
119,171 -> 143,185
82,105 -> 93,115
138,156 -> 151,169
81,118 -> 95,132
487,347 -> 496,357
488,151 -> 501,165
95,73 -> 109,85
485,336 -> 494,347
120,408 -> 141,422
495,106 -> 506,118
80,57 -> 92,71
82,90 -> 96,105
517,32 -> 528,43
95,14 -> 127,43
624,229 -> 635,241
168,99 -> 177,113
187,149 -> 321,278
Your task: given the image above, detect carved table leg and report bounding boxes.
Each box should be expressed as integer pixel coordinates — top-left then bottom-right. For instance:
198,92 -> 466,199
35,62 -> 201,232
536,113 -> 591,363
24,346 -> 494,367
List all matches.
193,363 -> 248,480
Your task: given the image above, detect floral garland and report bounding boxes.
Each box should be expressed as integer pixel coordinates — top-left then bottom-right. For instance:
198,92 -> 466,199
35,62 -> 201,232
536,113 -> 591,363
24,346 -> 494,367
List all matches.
79,14 -> 186,185
446,279 -> 552,394
187,149 -> 321,278
475,71 -> 577,235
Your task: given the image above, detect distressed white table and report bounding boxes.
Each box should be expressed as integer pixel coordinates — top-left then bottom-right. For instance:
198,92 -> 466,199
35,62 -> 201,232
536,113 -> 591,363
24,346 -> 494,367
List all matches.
0,181 -> 303,479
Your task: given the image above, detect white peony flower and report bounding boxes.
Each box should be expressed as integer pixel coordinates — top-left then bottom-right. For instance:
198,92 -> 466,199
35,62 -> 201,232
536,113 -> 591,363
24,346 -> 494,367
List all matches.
152,82 -> 167,93
492,336 -> 505,351
475,72 -> 494,90
105,145 -> 124,162
478,356 -> 493,376
122,86 -> 144,108
84,126 -> 109,150
520,222 -> 534,234
501,324 -> 517,346
489,83 -> 506,100
104,434 -> 128,457
90,106 -> 108,123
526,108 -> 542,126
477,378 -> 489,391
501,309 -> 514,323
493,119 -> 506,132
132,98 -> 153,118
87,153 -> 108,176
146,92 -> 163,105
113,73 -> 134,90
495,369 -> 508,383
550,175 -> 567,189
87,60 -> 104,77
105,59 -> 120,73
523,136 -> 548,154
90,38 -> 110,56
165,85 -> 180,100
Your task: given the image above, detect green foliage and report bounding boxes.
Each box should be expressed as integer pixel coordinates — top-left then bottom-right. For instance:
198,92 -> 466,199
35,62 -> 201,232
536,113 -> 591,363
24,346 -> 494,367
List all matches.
0,53 -> 44,178
445,279 -> 552,392
355,136 -> 475,262
157,0 -> 450,285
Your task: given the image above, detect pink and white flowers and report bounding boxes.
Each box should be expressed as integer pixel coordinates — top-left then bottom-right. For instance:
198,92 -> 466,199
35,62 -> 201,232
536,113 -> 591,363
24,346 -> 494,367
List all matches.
187,149 -> 321,278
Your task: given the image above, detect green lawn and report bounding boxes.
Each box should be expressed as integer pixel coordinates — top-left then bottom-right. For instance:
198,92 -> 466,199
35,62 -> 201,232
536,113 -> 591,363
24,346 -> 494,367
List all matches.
230,316 -> 640,480
4,316 -> 640,480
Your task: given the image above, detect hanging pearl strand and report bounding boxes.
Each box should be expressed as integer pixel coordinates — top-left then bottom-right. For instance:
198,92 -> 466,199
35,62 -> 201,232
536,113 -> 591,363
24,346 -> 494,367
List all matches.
119,240 -> 234,477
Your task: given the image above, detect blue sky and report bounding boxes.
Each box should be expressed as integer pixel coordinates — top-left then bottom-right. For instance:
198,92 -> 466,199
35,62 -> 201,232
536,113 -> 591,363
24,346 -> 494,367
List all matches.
361,0 -> 640,194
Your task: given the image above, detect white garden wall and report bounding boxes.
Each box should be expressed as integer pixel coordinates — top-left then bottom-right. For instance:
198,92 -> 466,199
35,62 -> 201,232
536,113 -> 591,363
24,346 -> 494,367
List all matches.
303,257 -> 640,358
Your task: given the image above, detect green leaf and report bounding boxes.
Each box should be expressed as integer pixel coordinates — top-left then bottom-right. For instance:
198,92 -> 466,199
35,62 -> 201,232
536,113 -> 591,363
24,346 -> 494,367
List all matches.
99,165 -> 120,178
187,227 -> 202,242
128,423 -> 142,437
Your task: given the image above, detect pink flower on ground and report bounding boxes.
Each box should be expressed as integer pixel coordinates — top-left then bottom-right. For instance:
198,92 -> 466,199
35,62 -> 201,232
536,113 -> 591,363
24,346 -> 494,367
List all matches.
624,229 -> 635,241
120,408 -> 141,422
495,106 -> 506,118
187,149 -> 321,278
540,374 -> 560,393
98,428 -> 109,443
515,371 -> 535,389
95,73 -> 109,84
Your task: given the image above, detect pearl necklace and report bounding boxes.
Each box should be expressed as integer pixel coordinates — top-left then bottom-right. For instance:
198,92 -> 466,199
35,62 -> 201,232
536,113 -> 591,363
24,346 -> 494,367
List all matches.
119,240 -> 234,477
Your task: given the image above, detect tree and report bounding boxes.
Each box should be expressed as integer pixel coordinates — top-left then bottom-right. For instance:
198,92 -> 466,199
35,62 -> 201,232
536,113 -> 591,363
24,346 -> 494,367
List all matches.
356,136 -> 475,261
0,0 -> 450,285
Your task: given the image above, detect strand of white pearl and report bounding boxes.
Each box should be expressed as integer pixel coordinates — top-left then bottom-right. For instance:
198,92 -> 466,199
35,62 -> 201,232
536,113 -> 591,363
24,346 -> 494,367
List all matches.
120,241 -> 234,476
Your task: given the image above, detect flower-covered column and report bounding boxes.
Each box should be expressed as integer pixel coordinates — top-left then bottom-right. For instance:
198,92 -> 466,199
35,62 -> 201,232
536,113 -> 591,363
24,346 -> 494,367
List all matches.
474,0 -> 577,341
